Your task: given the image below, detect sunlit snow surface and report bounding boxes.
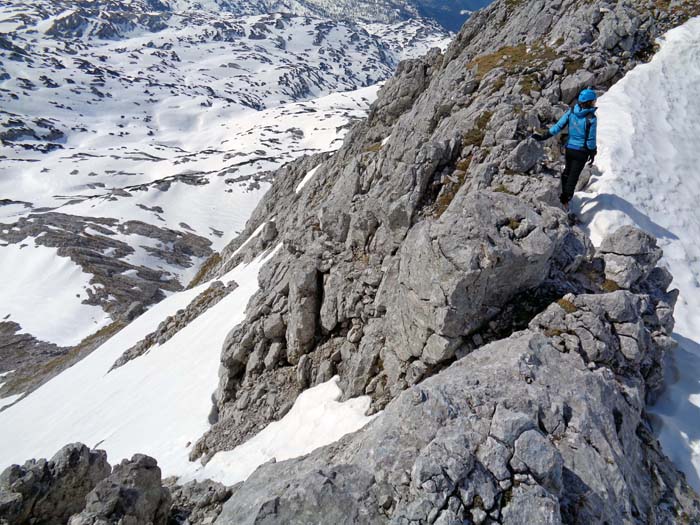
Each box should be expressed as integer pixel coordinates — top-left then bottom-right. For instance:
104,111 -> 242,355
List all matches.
0,2 -> 451,349
0,249 -> 271,475
0,2 -> 439,481
0,242 -> 109,346
0,248 -> 348,477
580,17 -> 700,490
0,245 -> 375,480
181,376 -> 375,485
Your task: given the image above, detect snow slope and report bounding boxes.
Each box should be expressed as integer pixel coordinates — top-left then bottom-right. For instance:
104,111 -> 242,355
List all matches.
0,242 -> 109,347
0,244 -> 378,483
0,245 -> 374,480
0,249 -> 268,475
580,16 -> 700,490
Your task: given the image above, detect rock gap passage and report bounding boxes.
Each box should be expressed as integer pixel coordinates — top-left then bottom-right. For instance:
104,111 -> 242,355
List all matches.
581,16 -> 700,491
2,1 -> 700,524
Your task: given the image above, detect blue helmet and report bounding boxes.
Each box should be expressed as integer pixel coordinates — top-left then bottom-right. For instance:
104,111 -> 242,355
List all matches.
578,89 -> 597,103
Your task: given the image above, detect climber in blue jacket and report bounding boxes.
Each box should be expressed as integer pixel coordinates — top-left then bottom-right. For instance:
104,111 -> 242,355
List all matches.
533,89 -> 598,210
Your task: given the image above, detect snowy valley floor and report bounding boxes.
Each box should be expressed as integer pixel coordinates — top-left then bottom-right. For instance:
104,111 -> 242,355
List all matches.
581,16 -> 700,491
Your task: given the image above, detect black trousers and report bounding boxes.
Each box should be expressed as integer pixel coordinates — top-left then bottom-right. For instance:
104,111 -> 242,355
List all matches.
560,148 -> 590,205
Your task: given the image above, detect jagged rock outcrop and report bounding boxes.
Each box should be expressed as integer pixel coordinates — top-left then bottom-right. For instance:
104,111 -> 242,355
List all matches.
598,224 -> 664,290
5,0 -> 699,523
69,455 -> 171,525
190,0 -> 693,463
203,221 -> 700,524
0,447 -> 234,525
0,443 -> 110,525
166,479 -> 233,525
180,0 -> 700,520
214,308 -> 698,524
0,213 -> 213,319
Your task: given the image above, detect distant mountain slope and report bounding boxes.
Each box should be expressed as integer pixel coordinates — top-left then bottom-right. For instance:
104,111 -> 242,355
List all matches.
1,2 -> 699,524
169,0 -> 492,30
0,0 -> 451,402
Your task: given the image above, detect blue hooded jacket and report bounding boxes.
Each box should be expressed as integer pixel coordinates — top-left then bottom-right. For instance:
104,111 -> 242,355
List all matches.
549,104 -> 597,152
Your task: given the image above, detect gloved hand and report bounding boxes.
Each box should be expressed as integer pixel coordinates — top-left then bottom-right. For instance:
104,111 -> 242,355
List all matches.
532,130 -> 551,141
588,150 -> 597,165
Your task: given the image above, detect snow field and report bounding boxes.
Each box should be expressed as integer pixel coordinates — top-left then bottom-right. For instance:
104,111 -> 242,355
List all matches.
0,0 -> 443,484
0,241 -> 110,347
181,376 -> 375,485
0,250 -> 270,476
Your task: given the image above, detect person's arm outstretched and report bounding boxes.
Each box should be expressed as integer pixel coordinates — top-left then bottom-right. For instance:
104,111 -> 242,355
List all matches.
533,109 -> 570,141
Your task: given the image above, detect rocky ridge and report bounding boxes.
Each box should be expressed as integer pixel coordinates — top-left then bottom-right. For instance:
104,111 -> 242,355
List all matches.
0,0 -> 451,403
0,444 -> 176,525
191,0 -> 693,456
3,0 -> 700,523
178,0 -> 700,521
0,442 -> 237,525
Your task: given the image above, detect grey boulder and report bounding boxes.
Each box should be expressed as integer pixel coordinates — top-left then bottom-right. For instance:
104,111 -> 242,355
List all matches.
0,443 -> 110,525
68,454 -> 171,525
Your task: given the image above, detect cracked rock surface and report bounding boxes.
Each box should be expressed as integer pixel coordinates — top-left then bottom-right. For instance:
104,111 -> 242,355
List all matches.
191,0 -> 698,465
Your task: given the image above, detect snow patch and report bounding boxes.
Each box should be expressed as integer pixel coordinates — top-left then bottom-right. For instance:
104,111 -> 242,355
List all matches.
180,376 -> 376,485
228,221 -> 269,260
0,249 -> 273,477
0,241 -> 110,347
295,165 -> 321,193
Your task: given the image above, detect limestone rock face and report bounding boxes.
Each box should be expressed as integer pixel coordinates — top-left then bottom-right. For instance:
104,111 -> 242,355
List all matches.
285,257 -> 320,365
598,224 -> 663,289
387,190 -> 566,361
214,328 -> 699,524
0,443 -> 110,525
68,454 -> 171,525
167,479 -> 232,525
186,2 -> 700,489
6,0 -> 700,522
0,446 -> 240,525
